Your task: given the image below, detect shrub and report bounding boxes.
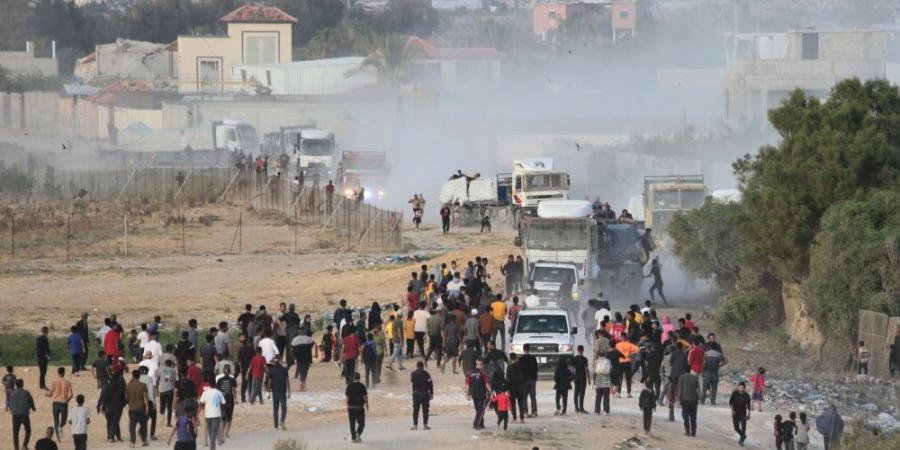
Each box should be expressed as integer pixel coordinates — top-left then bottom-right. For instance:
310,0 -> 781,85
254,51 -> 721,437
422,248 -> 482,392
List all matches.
274,439 -> 308,450
713,289 -> 768,332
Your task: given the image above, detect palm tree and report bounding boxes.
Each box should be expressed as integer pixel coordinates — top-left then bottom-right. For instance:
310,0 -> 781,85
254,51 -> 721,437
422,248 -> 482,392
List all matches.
348,34 -> 410,88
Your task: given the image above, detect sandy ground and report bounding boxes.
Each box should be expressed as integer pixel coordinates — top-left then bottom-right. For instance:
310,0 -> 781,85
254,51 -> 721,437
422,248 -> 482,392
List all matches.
1,209 -> 823,449
4,357 -> 795,450
1,219 -> 515,334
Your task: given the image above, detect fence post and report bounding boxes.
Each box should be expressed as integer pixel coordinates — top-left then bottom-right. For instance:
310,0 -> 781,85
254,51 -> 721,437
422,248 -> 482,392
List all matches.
66,215 -> 70,261
294,207 -> 298,254
9,214 -> 14,258
181,206 -> 186,255
124,212 -> 128,256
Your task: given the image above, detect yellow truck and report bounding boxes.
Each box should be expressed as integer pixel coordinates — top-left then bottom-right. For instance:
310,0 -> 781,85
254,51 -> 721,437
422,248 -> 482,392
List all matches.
643,175 -> 706,233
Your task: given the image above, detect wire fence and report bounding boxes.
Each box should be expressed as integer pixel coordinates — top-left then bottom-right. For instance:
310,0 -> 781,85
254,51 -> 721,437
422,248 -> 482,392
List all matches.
0,167 -> 403,260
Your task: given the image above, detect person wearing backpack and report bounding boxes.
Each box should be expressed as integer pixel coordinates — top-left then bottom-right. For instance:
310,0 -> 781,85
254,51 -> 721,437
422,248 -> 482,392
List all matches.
638,382 -> 656,434
594,354 -> 612,415
166,404 -> 198,450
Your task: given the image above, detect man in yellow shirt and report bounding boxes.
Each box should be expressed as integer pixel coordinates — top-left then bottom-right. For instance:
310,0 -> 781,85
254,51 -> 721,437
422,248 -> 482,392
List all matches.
490,294 -> 508,351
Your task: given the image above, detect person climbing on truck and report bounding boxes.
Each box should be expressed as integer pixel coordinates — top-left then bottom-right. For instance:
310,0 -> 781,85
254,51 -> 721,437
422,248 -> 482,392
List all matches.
644,258 -> 668,305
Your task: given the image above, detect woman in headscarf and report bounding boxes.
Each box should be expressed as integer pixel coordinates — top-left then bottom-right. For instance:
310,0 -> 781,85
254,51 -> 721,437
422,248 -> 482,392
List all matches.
815,405 -> 844,450
368,302 -> 382,331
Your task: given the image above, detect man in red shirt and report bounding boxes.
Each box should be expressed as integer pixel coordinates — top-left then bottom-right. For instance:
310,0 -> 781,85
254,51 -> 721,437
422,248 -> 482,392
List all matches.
684,314 -> 695,333
186,356 -> 203,396
248,347 -> 267,405
507,296 -> 522,337
342,331 -> 362,385
407,287 -> 420,313
104,326 -> 121,359
687,339 -> 705,374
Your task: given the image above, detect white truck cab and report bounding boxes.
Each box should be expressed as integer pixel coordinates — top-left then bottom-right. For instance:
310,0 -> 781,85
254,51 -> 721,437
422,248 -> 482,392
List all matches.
509,307 -> 577,371
511,158 -> 570,214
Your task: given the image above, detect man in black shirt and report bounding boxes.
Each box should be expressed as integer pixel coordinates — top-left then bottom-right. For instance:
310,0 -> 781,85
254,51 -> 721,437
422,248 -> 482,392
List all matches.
345,372 -> 368,443
268,357 -> 290,430
465,360 -> 490,429
236,335 -> 255,404
199,335 -> 217,380
506,353 -> 527,423
174,332 -> 194,372
729,382 -> 752,445
34,426 -> 58,450
519,344 -> 539,417
410,361 -> 433,430
483,341 -> 508,391
216,366 -> 237,438
237,304 -> 256,338
572,345 -> 590,413
36,327 -> 51,390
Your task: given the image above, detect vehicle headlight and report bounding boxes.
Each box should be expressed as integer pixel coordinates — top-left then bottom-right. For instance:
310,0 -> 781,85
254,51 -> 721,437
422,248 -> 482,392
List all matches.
377,190 -> 384,199
560,344 -> 573,353
510,344 -> 523,354
572,292 -> 580,300
344,189 -> 354,197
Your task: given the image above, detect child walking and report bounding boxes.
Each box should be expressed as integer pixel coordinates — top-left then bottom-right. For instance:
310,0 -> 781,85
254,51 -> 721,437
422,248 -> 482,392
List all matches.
750,367 -> 766,412
795,412 -> 810,450
638,382 -> 656,434
494,390 -> 510,430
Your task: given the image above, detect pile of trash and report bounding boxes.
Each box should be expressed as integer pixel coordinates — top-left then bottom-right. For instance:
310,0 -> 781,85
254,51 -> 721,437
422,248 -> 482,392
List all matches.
613,435 -> 658,450
725,370 -> 899,434
339,252 -> 436,267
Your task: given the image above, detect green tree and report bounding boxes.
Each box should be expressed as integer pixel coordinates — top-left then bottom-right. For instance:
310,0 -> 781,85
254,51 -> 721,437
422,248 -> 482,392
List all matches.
807,190 -> 900,346
734,79 -> 900,281
273,0 -> 344,47
304,18 -> 380,60
0,0 -> 30,51
353,34 -> 410,86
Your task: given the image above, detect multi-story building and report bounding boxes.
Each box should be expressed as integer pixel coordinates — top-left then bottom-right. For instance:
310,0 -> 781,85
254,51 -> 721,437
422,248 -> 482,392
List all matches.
725,29 -> 887,123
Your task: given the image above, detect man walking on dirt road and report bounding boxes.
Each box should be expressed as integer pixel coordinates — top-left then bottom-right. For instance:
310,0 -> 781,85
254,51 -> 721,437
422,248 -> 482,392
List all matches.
346,372 -> 368,443
465,360 -> 491,430
410,361 -> 433,430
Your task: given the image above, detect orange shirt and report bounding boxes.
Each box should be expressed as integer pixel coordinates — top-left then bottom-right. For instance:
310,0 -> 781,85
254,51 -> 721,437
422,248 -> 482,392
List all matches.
615,341 -> 639,364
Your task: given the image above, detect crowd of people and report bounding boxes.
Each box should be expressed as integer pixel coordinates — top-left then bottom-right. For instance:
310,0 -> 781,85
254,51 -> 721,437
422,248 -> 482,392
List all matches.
4,254 -> 856,449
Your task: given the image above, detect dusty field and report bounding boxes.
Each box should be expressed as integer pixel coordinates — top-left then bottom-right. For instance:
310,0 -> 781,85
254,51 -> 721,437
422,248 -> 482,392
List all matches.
0,204 -> 515,334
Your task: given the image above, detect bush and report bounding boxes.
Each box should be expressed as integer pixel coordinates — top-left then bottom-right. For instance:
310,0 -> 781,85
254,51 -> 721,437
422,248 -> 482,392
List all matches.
0,161 -> 34,193
713,289 -> 768,332
807,190 -> 900,345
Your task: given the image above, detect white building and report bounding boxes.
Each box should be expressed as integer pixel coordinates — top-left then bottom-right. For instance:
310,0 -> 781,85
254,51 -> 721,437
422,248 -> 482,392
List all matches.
233,57 -> 377,96
725,29 -> 888,124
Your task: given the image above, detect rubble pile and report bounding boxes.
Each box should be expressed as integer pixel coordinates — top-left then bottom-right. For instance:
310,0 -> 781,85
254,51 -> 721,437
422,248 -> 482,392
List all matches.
727,370 -> 899,434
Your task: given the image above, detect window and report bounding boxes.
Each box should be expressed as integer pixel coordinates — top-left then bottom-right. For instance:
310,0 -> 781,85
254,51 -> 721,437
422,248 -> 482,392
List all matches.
802,33 -> 819,60
198,58 -> 222,93
619,11 -> 629,20
548,11 -> 557,19
515,315 -> 568,334
225,129 -> 237,142
266,70 -> 272,87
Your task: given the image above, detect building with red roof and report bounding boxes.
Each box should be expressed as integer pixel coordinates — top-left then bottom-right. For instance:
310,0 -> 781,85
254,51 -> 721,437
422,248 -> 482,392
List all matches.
177,5 -> 296,94
403,36 -> 505,88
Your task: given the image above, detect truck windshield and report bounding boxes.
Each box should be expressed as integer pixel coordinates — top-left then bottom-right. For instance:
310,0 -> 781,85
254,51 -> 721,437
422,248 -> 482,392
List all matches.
344,157 -> 386,171
652,190 -> 680,209
301,139 -> 334,156
524,173 -> 566,190
526,219 -> 588,250
681,189 -> 706,209
532,266 -> 576,283
516,315 -> 568,334
236,125 -> 258,146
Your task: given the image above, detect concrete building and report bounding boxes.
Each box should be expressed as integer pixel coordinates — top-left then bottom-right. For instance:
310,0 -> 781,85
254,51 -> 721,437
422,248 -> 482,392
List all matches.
533,3 -> 606,42
233,57 -> 377,96
176,5 -> 296,94
0,41 -> 58,77
725,29 -> 888,123
404,36 -> 505,89
610,1 -> 636,43
74,39 -> 177,89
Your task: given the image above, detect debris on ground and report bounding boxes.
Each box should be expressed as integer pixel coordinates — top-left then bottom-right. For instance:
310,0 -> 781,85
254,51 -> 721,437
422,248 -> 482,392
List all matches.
613,435 -> 657,450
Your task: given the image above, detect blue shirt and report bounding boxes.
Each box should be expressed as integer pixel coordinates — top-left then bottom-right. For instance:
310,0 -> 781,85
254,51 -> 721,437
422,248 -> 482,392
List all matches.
67,333 -> 83,355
